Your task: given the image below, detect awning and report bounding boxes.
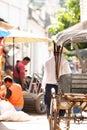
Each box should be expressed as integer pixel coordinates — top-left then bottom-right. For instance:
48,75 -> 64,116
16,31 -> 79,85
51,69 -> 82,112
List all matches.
0,21 -> 18,30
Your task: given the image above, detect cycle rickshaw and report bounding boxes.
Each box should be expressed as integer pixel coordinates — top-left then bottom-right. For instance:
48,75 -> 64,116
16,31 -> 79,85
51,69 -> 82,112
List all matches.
49,21 -> 87,130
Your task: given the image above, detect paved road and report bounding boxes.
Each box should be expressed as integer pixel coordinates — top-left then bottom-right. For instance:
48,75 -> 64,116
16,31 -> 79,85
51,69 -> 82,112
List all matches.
0,114 -> 49,130
0,113 -> 87,130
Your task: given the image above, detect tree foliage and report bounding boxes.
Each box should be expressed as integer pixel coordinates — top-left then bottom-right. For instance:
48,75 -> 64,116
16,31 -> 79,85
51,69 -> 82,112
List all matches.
47,0 -> 80,35
47,0 -> 87,49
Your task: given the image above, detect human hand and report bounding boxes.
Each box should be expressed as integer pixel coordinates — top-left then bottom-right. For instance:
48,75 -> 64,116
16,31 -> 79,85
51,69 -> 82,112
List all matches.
0,95 -> 6,100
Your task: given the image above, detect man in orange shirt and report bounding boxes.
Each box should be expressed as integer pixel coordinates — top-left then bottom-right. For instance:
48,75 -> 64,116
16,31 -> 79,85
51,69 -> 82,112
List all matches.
4,76 -> 24,111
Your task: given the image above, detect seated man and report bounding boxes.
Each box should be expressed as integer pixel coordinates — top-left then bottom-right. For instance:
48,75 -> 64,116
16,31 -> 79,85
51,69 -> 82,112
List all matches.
3,76 -> 24,111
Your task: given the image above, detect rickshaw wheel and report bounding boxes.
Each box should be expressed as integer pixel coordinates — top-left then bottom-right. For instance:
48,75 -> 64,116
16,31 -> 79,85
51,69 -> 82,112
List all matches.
50,112 -> 58,130
50,97 -> 59,130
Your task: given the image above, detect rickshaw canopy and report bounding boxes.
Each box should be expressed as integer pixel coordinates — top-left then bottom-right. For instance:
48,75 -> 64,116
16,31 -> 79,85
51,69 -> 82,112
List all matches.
52,21 -> 87,74
52,21 -> 87,46
66,48 -> 87,57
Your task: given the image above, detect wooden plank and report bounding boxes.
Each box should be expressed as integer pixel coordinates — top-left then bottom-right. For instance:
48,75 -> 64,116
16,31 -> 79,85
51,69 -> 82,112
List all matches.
59,73 -> 87,93
72,80 -> 87,84
72,84 -> 87,88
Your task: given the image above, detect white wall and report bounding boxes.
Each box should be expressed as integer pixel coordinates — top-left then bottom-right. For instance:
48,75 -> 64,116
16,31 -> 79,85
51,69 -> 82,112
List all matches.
0,0 -> 28,30
27,20 -> 49,75
29,42 -> 49,75
80,0 -> 87,22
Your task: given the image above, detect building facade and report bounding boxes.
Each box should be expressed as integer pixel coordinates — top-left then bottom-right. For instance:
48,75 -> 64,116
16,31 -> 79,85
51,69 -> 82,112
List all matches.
0,0 -> 86,76
0,0 -> 49,75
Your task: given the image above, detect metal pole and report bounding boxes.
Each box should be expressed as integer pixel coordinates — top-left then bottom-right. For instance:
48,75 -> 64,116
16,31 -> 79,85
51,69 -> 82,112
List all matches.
13,37 -> 15,70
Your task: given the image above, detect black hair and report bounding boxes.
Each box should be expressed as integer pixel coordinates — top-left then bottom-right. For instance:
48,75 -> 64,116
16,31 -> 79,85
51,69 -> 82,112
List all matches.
4,77 -> 13,83
23,57 -> 31,61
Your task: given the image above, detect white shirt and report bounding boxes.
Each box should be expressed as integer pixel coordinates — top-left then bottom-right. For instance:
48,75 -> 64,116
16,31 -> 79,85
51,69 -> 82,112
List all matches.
42,55 -> 71,89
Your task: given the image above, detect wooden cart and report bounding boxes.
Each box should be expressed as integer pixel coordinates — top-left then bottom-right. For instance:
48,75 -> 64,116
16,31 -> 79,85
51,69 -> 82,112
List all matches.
50,88 -> 87,130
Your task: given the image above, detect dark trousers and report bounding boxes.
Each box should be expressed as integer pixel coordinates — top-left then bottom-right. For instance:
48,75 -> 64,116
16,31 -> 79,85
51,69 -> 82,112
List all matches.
13,77 -> 21,86
44,84 -> 58,117
44,84 -> 65,117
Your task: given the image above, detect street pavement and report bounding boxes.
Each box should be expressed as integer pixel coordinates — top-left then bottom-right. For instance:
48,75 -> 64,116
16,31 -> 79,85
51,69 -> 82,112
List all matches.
0,113 -> 87,130
0,114 -> 49,130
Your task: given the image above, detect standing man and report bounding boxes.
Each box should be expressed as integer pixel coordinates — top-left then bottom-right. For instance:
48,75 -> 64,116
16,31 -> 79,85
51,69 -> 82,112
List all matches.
41,48 -> 71,120
13,57 -> 31,90
4,76 -> 24,111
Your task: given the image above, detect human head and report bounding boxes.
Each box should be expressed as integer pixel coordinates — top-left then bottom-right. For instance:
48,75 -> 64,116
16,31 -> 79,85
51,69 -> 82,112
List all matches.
4,76 -> 13,88
23,57 -> 31,65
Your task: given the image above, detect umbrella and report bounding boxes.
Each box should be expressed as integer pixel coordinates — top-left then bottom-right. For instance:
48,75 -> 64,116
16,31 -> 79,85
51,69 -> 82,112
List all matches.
0,28 -> 11,38
3,29 -> 51,71
4,29 -> 51,43
0,21 -> 18,30
0,28 -> 51,85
